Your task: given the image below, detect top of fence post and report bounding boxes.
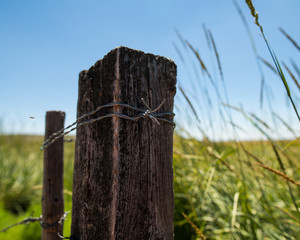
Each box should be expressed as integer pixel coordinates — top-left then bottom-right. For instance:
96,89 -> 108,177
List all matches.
71,46 -> 177,240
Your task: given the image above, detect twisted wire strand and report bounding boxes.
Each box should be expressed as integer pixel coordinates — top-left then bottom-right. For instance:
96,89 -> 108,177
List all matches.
40,211 -> 69,229
41,99 -> 175,150
43,100 -> 164,147
42,102 -> 141,147
0,212 -> 69,233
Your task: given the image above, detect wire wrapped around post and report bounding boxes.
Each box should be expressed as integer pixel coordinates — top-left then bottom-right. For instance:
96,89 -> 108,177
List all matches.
41,98 -> 175,150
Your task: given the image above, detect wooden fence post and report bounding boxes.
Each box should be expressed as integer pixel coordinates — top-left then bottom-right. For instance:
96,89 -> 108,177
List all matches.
71,46 -> 177,240
42,111 -> 65,240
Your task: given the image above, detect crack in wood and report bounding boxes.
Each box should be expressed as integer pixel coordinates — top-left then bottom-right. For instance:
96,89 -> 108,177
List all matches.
111,47 -> 121,240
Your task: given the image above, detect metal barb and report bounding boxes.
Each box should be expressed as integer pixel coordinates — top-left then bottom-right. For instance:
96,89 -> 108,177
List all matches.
58,232 -> 72,239
40,211 -> 69,229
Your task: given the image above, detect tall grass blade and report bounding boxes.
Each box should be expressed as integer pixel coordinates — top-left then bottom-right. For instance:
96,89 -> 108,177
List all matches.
291,59 -> 300,80
202,24 -> 212,50
179,34 -> 235,133
207,28 -> 235,135
231,192 -> 239,229
282,61 -> 300,91
244,0 -> 300,121
274,205 -> 300,224
242,147 -> 263,164
224,104 -> 299,213
201,167 -> 215,210
272,112 -> 297,138
227,121 -> 247,134
179,86 -> 201,123
279,27 -> 300,52
184,39 -> 227,107
175,29 -> 188,50
207,146 -> 235,173
271,49 -> 300,121
233,0 -> 266,108
208,29 -> 224,82
270,143 -> 300,214
250,113 -> 271,130
208,29 -> 231,106
280,136 -> 300,153
173,42 -> 185,64
258,56 -> 278,75
241,145 -> 284,232
182,212 -> 207,240
244,0 -> 262,31
254,161 -> 300,187
184,40 -> 211,78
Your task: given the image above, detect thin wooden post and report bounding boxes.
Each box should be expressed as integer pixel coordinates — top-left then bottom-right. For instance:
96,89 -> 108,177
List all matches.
71,46 -> 177,240
42,111 -> 65,240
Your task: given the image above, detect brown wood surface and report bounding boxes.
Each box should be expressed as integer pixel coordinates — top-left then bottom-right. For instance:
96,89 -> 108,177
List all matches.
42,111 -> 65,240
71,46 -> 177,240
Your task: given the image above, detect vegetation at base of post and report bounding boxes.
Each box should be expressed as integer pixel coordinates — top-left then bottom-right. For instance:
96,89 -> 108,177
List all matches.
0,134 -> 300,239
0,135 -> 74,240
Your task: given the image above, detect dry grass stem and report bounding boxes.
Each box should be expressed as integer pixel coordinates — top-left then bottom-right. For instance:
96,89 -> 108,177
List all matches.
245,0 -> 262,31
208,29 -> 223,81
207,149 -> 235,173
274,205 -> 300,223
242,148 -> 263,164
258,56 -> 278,75
182,212 -> 207,240
282,62 -> 300,91
254,162 -> 300,187
279,27 -> 300,52
179,86 -> 201,123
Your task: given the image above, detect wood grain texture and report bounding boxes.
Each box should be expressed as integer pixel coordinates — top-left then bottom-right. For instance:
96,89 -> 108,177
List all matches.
71,46 -> 177,240
42,111 -> 65,240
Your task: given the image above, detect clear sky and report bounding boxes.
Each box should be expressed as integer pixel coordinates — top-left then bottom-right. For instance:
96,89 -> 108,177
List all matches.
1,0 -> 300,140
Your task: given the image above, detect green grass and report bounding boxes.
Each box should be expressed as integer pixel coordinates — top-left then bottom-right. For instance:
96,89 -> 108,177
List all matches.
0,135 -> 74,240
0,135 -> 299,239
173,136 -> 300,239
172,1 -> 300,237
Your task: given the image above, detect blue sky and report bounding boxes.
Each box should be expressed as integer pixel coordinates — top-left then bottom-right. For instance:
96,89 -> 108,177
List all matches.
1,0 -> 300,140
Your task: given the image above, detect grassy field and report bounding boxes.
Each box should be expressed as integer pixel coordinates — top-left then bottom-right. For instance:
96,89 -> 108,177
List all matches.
0,134 -> 299,239
173,136 -> 300,239
0,135 -> 74,240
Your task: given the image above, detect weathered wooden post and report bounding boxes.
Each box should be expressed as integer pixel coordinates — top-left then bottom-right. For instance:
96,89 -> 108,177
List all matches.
42,111 -> 65,240
71,46 -> 176,239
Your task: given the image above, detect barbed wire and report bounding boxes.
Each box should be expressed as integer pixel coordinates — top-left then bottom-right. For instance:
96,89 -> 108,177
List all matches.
41,98 -> 175,150
58,232 -> 73,239
40,211 -> 69,229
0,215 -> 40,233
0,211 -> 69,233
